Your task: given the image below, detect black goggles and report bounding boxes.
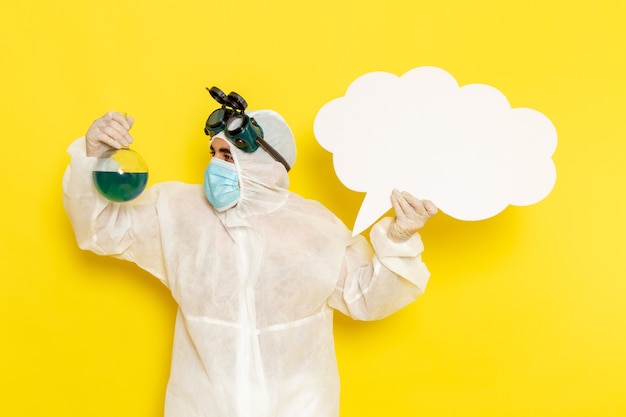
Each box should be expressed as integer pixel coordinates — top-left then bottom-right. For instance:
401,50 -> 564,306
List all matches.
204,87 -> 291,172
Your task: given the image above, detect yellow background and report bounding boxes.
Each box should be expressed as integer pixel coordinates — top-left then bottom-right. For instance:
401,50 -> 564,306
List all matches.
1,0 -> 625,416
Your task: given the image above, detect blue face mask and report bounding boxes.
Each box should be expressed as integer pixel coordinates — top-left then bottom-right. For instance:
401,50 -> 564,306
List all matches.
204,157 -> 240,212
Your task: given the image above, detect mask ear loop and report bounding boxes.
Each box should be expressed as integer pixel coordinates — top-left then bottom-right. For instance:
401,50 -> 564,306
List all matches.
255,137 -> 291,172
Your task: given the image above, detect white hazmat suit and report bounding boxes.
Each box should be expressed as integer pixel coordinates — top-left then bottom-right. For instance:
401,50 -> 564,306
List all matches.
62,110 -> 431,417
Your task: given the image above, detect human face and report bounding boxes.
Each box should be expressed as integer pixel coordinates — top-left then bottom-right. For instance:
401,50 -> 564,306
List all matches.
210,137 -> 234,163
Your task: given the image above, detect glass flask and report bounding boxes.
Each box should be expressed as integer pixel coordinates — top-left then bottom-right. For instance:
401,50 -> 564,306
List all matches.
93,147 -> 149,202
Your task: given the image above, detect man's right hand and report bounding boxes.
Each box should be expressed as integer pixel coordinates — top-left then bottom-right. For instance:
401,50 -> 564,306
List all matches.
86,111 -> 135,157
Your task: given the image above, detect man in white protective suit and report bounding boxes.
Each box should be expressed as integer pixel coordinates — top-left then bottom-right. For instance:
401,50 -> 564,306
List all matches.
62,89 -> 438,417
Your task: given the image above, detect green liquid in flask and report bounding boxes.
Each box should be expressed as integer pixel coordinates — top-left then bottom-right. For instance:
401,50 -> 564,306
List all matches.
93,171 -> 148,202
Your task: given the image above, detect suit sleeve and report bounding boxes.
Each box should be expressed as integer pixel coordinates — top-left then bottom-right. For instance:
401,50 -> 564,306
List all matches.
62,137 -> 169,285
328,217 -> 430,320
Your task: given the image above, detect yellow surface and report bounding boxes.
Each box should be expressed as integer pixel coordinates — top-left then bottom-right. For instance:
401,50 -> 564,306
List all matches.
1,0 -> 625,416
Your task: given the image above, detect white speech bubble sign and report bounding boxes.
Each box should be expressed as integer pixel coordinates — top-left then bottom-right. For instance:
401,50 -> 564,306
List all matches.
313,66 -> 557,235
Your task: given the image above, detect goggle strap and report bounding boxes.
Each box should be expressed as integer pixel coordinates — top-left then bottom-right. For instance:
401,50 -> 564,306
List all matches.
255,137 -> 291,172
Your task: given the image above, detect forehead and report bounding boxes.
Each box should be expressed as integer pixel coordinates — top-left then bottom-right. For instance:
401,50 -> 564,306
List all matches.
210,137 -> 231,151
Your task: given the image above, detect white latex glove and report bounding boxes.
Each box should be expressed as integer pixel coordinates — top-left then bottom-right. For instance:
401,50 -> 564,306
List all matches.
387,189 -> 438,242
85,111 -> 135,157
